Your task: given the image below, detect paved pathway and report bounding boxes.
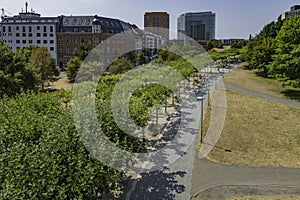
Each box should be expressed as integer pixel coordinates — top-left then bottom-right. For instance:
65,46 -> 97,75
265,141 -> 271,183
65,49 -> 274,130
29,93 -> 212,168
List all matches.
224,82 -> 300,109
121,64 -> 300,200
191,158 -> 300,199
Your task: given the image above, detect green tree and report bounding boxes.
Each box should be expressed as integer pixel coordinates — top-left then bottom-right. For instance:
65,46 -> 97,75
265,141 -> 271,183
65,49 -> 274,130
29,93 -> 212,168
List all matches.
109,57 -> 133,74
66,56 -> 82,82
0,42 -> 36,96
74,43 -> 93,61
136,52 -> 147,65
27,47 -> 59,90
248,37 -> 275,76
269,16 -> 300,87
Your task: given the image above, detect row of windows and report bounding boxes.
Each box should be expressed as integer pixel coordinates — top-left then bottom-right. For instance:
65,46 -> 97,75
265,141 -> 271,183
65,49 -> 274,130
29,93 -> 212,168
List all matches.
64,18 -> 91,26
14,33 -> 54,37
16,40 -> 55,44
2,25 -> 54,33
16,46 -> 55,51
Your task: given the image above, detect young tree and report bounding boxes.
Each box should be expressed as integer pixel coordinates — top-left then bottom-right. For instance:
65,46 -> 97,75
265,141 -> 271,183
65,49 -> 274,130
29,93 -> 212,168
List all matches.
27,47 -> 59,90
66,56 -> 82,82
109,57 -> 133,74
74,43 -> 93,61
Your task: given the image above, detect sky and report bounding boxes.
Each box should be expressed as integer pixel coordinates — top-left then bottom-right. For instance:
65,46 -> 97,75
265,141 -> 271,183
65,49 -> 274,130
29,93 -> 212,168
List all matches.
0,0 -> 299,39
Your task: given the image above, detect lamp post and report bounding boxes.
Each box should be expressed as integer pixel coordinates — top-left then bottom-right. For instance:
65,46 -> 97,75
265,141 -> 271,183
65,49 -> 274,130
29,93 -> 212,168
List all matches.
197,96 -> 205,143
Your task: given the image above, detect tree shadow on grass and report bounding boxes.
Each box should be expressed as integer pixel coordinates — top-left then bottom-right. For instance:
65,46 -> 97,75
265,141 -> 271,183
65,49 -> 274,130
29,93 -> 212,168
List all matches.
281,89 -> 300,102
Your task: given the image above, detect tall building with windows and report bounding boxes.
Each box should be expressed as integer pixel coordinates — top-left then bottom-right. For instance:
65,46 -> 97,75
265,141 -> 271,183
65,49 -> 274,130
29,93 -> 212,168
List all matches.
0,3 -> 58,60
177,12 -> 216,42
144,12 -> 169,43
280,5 -> 300,20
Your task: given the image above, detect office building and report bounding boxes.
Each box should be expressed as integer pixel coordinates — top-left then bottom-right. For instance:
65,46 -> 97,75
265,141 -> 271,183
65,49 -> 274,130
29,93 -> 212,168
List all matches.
144,12 -> 169,43
0,3 -> 58,60
177,12 -> 216,41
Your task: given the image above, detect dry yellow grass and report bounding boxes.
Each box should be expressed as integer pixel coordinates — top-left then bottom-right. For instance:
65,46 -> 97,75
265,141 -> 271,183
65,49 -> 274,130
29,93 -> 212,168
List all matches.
51,77 -> 73,91
207,90 -> 300,167
223,68 -> 284,98
228,195 -> 300,200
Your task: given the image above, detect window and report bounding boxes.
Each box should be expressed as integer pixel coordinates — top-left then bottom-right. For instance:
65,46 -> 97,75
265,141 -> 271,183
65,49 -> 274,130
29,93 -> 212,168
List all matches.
22,33 -> 26,37
22,40 -> 26,44
37,26 -> 40,30
49,33 -> 54,37
37,40 -> 41,44
50,47 -> 54,51
43,33 -> 47,37
81,38 -> 85,43
43,40 -> 47,44
16,40 -> 20,44
64,19 -> 69,25
37,33 -> 41,37
22,26 -> 25,32
66,47 -> 70,54
50,26 -> 53,32
66,38 -> 70,43
29,26 -> 32,32
43,26 -> 47,32
29,40 -> 33,44
8,26 -> 11,32
79,19 -> 83,25
28,33 -> 33,37
16,26 -> 19,31
50,40 -> 54,44
16,33 -> 20,37
2,26 -> 5,32
73,37 -> 77,43
72,19 -> 77,25
86,19 -> 90,25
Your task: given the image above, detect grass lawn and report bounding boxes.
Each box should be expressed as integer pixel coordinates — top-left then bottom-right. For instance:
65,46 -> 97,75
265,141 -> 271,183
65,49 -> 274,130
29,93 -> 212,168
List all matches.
223,68 -> 300,101
207,90 -> 300,168
228,195 -> 300,200
51,77 -> 73,91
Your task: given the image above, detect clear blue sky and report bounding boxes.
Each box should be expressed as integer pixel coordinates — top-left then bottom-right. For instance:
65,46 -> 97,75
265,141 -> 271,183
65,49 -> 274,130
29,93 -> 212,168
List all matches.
0,0 -> 298,39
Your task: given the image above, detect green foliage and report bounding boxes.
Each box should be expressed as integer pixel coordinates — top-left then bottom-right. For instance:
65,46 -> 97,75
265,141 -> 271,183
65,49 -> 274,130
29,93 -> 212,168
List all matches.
0,41 -> 36,97
270,16 -> 300,87
209,48 -> 240,61
66,56 -> 82,82
74,43 -> 93,61
0,92 -> 122,199
109,57 -> 133,74
206,39 -> 223,50
247,37 -> 275,76
136,52 -> 147,65
231,40 -> 247,49
27,47 -> 59,90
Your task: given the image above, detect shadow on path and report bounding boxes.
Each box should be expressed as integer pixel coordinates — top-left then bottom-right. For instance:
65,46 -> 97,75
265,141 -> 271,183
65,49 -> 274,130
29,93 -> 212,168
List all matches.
121,169 -> 186,200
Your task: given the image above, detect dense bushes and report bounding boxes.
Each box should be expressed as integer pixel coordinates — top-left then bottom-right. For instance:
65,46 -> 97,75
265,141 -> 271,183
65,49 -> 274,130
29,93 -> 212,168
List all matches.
0,92 -> 122,199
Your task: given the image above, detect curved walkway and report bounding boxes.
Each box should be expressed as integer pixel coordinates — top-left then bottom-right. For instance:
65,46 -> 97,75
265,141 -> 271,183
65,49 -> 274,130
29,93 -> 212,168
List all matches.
191,158 -> 300,199
224,82 -> 300,109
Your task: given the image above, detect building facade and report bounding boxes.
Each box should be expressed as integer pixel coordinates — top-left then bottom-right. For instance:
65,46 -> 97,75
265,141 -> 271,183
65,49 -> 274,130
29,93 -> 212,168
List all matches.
0,7 -> 58,60
280,5 -> 300,20
177,12 -> 216,42
144,12 -> 169,43
56,15 -> 141,66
